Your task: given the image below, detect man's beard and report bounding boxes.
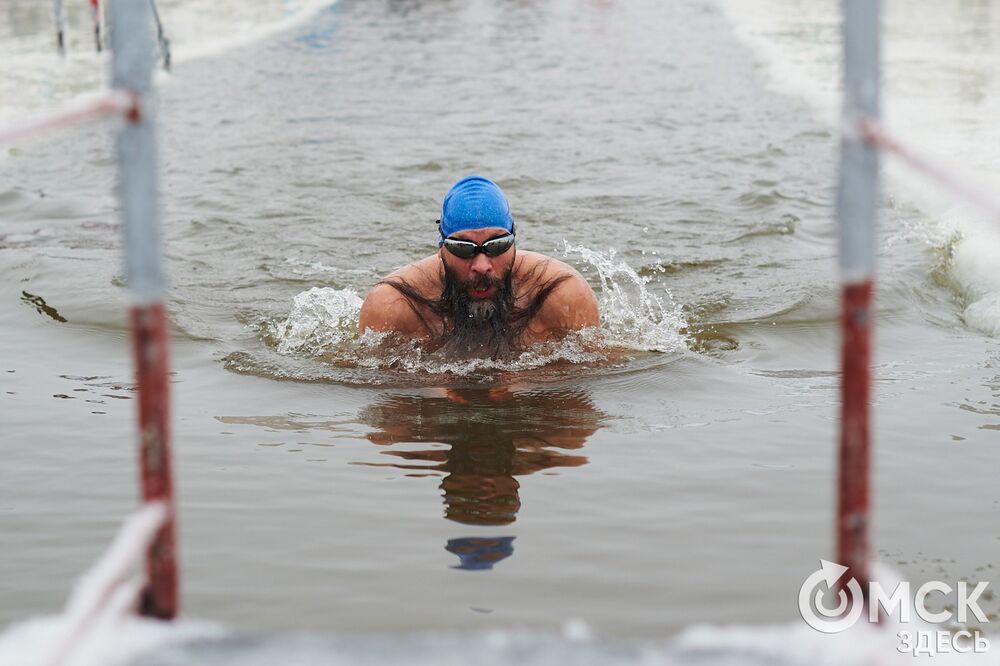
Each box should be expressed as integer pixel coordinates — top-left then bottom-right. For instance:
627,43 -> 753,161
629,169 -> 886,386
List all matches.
378,256 -> 573,360
435,264 -> 517,360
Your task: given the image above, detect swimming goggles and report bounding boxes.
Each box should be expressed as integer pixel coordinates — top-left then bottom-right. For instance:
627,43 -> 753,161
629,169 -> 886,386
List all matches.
440,232 -> 516,259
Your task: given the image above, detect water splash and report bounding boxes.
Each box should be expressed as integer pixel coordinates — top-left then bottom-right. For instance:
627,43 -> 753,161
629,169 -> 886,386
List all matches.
263,302 -> 613,380
267,287 -> 363,355
250,245 -> 688,381
947,217 -> 1000,337
925,212 -> 1000,337
562,242 -> 688,352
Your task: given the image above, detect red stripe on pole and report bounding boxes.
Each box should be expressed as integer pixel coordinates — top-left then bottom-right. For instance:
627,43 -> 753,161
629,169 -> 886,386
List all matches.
130,302 -> 178,619
837,280 -> 873,591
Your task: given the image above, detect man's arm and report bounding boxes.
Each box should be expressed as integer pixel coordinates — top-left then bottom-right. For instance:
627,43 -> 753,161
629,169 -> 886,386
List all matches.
358,282 -> 428,336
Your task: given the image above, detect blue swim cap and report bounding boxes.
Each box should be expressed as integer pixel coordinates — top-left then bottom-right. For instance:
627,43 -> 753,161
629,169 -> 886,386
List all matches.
438,176 -> 514,244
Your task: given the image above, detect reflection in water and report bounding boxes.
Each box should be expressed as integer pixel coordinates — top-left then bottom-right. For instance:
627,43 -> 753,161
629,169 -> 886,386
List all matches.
358,387 -> 603,526
446,536 -> 516,571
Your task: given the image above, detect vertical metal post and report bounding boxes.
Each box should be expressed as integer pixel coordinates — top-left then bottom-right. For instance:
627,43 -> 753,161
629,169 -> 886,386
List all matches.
836,0 -> 881,593
150,0 -> 172,72
91,0 -> 102,53
53,0 -> 65,55
110,0 -> 178,620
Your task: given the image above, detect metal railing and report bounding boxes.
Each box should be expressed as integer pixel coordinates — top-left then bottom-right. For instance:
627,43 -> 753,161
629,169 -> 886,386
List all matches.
51,0 -> 171,70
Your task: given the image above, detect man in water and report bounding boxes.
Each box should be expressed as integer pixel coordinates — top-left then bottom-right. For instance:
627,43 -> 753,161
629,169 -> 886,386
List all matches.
359,175 -> 600,358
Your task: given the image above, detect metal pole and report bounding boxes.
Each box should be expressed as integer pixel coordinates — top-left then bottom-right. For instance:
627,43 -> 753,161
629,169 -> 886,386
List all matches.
836,0 -> 881,594
110,0 -> 178,620
53,0 -> 65,55
150,0 -> 172,72
91,0 -> 102,53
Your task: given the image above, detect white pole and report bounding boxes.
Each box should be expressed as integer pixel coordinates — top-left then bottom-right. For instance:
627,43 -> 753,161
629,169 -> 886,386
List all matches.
838,0 -> 881,284
111,0 -> 163,304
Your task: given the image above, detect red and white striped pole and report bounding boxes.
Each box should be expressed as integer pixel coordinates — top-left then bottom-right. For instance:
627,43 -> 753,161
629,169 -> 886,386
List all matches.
836,0 -> 881,595
110,0 -> 178,620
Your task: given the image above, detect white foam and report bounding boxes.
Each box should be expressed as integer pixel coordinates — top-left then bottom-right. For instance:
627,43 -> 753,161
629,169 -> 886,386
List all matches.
950,217 -> 1000,336
0,616 -> 221,666
563,243 -> 688,352
0,0 -> 337,124
0,528 -> 981,666
718,0 -> 839,122
0,503 -> 217,666
158,0 -> 335,65
719,0 -> 1000,337
272,287 -> 363,355
263,246 -> 688,377
1,612 -> 988,665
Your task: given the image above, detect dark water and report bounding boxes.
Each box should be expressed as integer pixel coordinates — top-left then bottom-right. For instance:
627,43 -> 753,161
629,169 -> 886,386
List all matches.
3,0 -> 1000,654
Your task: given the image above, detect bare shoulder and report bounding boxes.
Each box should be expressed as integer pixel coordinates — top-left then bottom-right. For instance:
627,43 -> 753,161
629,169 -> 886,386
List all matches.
358,256 -> 442,335
516,251 -> 600,334
357,283 -> 422,335
384,255 -> 442,295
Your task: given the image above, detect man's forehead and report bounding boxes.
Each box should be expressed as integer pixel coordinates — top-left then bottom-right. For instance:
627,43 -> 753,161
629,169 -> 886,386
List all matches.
448,227 -> 511,242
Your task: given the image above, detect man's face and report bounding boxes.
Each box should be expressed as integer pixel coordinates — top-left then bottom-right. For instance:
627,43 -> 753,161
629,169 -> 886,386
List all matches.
439,227 -> 517,303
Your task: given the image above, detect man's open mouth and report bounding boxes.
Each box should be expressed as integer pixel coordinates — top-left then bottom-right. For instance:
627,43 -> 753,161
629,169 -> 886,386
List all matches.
470,284 -> 496,299
468,277 -> 498,300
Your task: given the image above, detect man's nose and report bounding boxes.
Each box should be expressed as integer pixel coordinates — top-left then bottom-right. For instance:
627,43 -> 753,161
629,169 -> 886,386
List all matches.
469,252 -> 492,274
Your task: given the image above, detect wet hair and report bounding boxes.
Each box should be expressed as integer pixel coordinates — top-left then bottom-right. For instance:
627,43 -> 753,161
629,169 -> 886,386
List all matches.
378,259 -> 572,359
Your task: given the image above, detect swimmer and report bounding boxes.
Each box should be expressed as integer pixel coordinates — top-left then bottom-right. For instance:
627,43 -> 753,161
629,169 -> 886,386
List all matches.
359,175 -> 600,358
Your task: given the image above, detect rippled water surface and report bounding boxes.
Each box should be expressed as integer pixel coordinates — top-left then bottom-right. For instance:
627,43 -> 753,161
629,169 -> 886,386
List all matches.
3,0 -> 1000,654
